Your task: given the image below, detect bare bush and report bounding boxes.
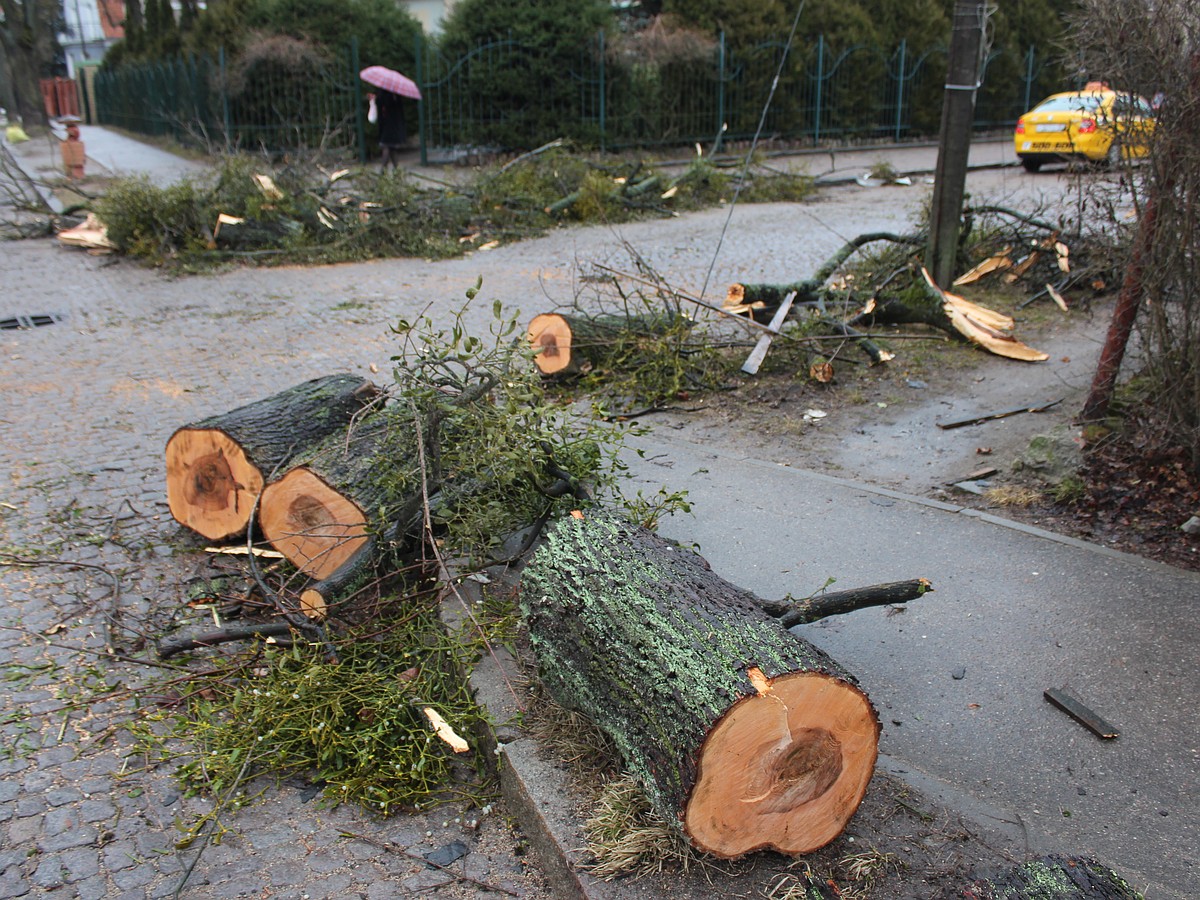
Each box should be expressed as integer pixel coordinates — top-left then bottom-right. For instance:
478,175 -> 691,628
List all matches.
1069,0 -> 1200,471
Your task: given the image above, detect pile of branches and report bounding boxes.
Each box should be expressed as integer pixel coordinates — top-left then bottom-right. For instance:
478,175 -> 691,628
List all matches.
71,143 -> 810,268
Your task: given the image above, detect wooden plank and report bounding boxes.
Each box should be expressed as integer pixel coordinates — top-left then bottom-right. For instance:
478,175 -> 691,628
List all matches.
740,291 -> 797,375
1044,688 -> 1120,739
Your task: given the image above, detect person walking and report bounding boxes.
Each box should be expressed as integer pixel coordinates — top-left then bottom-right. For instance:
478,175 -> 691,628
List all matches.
368,89 -> 407,171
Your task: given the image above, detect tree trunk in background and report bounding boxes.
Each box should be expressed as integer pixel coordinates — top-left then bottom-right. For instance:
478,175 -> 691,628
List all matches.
0,0 -> 61,127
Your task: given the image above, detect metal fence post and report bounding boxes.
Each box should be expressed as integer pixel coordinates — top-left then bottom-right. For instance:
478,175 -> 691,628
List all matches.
813,34 -> 824,144
1023,45 -> 1035,113
715,31 -> 726,153
219,46 -> 232,153
598,30 -> 606,153
417,35 -> 427,167
351,38 -> 366,164
894,39 -> 907,141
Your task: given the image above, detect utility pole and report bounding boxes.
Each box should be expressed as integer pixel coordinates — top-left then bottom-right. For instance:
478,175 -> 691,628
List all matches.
926,0 -> 988,288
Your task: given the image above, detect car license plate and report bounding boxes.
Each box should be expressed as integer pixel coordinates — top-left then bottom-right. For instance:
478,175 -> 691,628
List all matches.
1036,124 -> 1066,132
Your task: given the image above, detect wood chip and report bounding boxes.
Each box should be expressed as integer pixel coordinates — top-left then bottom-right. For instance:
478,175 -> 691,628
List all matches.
1045,283 -> 1069,311
423,707 -> 470,753
953,252 -> 1012,286
1054,241 -> 1070,273
203,546 -> 286,558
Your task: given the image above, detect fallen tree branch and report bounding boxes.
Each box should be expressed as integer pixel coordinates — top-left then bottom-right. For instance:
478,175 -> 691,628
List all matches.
759,579 -> 933,628
157,622 -> 295,659
966,204 -> 1060,233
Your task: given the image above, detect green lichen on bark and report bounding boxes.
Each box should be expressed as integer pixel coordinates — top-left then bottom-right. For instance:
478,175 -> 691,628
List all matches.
966,854 -> 1144,900
520,512 -> 866,831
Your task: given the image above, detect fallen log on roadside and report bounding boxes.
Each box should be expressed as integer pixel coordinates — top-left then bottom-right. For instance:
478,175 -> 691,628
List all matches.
165,375 -> 380,541
521,513 -> 929,858
526,311 -> 690,377
725,231 -> 924,322
257,412 -> 412,581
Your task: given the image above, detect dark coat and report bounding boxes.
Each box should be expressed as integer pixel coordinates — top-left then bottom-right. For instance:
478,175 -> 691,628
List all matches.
376,91 -> 407,147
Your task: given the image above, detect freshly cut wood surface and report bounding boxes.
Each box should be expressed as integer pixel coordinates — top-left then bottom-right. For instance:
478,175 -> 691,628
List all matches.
258,466 -> 369,580
527,311 -> 691,377
258,411 -> 407,580
165,428 -> 266,542
685,667 -> 877,856
165,374 -> 378,541
527,313 -> 575,375
521,513 -> 879,858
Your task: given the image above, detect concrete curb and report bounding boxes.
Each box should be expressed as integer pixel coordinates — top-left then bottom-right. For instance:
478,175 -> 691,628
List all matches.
443,547 -> 1049,900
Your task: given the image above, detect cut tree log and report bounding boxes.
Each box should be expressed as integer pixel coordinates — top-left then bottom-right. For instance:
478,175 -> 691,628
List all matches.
526,312 -> 688,377
165,375 -> 380,541
257,413 -> 404,580
520,513 -> 886,859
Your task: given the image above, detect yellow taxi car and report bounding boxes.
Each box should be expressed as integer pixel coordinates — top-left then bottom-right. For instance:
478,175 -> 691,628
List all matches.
1014,87 -> 1155,172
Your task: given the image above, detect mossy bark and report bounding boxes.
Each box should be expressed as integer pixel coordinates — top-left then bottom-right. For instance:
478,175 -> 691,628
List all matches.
960,854 -> 1144,899
165,374 -> 379,541
520,513 -> 880,858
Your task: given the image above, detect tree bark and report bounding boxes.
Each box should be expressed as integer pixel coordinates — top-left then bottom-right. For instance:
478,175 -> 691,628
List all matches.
0,0 -> 59,127
257,412 -> 401,580
954,854 -> 1143,899
520,513 -> 880,859
526,312 -> 687,377
164,374 -> 379,542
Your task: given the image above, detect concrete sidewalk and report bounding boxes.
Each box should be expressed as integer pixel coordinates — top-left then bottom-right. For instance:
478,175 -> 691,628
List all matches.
611,430 -> 1199,899
3,121 -> 207,195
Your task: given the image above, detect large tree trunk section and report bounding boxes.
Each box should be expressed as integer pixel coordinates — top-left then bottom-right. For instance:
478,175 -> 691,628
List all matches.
526,312 -> 686,377
258,415 -> 400,580
520,514 -> 879,859
165,375 -> 379,541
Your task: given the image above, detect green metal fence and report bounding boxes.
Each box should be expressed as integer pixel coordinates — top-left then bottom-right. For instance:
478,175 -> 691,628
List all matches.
96,34 -> 1060,163
416,34 -> 1061,159
94,43 -> 365,158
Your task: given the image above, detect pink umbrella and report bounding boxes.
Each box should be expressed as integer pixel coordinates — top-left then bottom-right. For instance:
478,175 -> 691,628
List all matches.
360,66 -> 422,101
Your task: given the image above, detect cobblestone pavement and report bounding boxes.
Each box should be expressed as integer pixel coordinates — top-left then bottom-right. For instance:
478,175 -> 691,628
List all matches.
0,159 -> 1067,899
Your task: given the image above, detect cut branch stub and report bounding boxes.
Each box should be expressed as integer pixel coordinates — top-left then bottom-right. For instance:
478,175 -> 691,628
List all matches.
520,513 -> 879,858
165,374 -> 379,541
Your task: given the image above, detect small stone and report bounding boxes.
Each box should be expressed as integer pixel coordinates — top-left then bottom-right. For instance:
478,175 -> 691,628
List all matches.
1180,516 -> 1200,535
951,667 -> 966,680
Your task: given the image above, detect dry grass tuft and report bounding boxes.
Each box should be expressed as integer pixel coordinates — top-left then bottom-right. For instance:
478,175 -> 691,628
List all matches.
582,774 -> 701,880
985,484 -> 1043,507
